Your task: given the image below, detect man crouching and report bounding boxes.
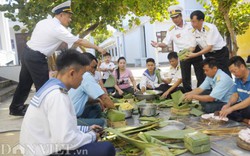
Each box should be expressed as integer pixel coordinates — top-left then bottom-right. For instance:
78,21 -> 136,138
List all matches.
20,49 -> 115,156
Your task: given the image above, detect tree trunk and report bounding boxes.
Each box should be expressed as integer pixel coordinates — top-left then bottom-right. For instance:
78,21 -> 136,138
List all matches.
70,22 -> 100,49
218,2 -> 239,56
223,14 -> 238,56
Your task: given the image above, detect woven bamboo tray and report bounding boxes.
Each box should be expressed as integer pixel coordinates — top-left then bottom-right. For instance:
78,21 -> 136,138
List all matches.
200,118 -> 226,125
171,107 -> 190,116
237,137 -> 250,151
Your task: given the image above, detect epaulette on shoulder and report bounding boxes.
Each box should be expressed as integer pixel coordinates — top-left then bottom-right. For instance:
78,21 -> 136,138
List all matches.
169,25 -> 175,31
216,75 -> 221,82
59,87 -> 68,94
203,25 -> 210,32
192,28 -> 196,33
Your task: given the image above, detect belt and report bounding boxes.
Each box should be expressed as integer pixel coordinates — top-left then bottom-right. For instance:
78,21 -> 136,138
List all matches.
211,46 -> 227,53
26,46 -> 47,58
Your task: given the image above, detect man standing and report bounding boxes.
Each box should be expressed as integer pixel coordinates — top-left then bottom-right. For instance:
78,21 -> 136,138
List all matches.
220,56 -> 250,125
10,1 -> 105,116
186,10 -> 231,77
185,57 -> 234,113
151,5 -> 205,92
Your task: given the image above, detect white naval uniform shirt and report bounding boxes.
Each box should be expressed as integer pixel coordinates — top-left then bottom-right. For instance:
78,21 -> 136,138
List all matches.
192,22 -> 226,51
163,21 -> 196,52
140,74 -> 161,89
140,72 -> 163,89
27,17 -> 79,57
20,89 -> 96,156
100,62 -> 115,79
162,64 -> 182,86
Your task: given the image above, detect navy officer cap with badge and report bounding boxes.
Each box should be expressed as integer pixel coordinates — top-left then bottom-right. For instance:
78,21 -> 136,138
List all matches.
52,1 -> 73,14
168,5 -> 183,18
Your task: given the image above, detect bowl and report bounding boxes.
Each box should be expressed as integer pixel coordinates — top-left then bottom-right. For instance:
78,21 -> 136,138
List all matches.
138,104 -> 158,117
135,90 -> 162,101
120,109 -> 133,118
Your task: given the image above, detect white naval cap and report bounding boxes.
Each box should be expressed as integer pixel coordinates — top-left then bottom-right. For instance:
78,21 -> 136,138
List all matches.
52,1 -> 73,14
168,5 -> 183,18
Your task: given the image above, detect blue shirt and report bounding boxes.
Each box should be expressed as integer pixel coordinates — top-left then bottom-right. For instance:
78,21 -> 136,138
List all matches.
233,70 -> 250,101
68,72 -> 104,117
200,69 -> 234,103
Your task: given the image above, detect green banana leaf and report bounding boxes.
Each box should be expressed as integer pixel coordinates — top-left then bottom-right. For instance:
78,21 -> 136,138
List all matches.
138,132 -> 185,149
107,109 -> 125,122
178,49 -> 191,61
155,69 -> 163,84
145,129 -> 195,140
190,103 -> 202,110
184,132 -> 210,147
155,99 -> 174,108
106,128 -> 159,150
145,147 -> 174,156
110,96 -> 124,103
184,143 -> 210,154
139,117 -> 160,122
123,93 -> 133,99
171,90 -> 184,106
104,75 -> 115,87
136,99 -> 147,105
121,121 -> 160,135
170,149 -> 188,156
189,108 -> 204,116
171,91 -> 190,109
145,90 -> 157,95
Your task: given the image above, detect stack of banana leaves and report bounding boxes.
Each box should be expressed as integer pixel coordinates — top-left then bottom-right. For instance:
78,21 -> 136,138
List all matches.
104,120 -> 197,156
123,93 -> 134,99
107,109 -> 126,122
170,90 -> 204,116
110,95 -> 135,105
153,98 -> 175,108
178,49 -> 191,61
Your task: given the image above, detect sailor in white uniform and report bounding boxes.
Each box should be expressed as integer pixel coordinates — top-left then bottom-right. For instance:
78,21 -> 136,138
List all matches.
20,49 -> 115,156
186,10 -> 231,77
151,5 -> 205,92
10,1 -> 106,116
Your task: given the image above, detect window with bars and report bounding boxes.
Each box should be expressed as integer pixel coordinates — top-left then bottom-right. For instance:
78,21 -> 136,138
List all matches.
156,31 -> 174,53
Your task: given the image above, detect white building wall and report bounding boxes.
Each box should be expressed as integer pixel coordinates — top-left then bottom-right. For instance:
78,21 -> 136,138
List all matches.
123,26 -> 142,64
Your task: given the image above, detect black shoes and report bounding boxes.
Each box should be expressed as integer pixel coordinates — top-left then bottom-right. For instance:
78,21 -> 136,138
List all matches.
9,104 -> 29,116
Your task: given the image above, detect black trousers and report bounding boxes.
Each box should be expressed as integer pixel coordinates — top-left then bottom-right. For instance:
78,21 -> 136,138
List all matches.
200,90 -> 226,113
180,46 -> 205,92
113,86 -> 134,98
137,83 -> 183,96
9,46 -> 49,110
204,46 -> 231,77
228,105 -> 250,122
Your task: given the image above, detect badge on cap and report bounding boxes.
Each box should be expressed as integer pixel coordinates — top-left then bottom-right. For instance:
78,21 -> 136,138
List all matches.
52,1 -> 73,14
168,5 -> 183,18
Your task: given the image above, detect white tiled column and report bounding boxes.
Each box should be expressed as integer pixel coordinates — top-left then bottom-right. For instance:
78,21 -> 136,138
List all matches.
0,0 -> 16,65
0,0 -> 11,52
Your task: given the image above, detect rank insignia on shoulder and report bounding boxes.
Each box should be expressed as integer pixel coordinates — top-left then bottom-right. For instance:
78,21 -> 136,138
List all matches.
60,87 -> 68,94
169,25 -> 175,31
192,28 -> 196,33
216,76 -> 220,82
203,25 -> 210,32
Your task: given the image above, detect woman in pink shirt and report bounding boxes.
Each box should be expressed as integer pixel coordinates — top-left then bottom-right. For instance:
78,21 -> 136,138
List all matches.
113,57 -> 138,98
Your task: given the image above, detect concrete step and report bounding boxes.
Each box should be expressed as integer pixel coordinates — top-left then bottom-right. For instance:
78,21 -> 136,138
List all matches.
0,84 -> 17,102
0,80 -> 13,89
